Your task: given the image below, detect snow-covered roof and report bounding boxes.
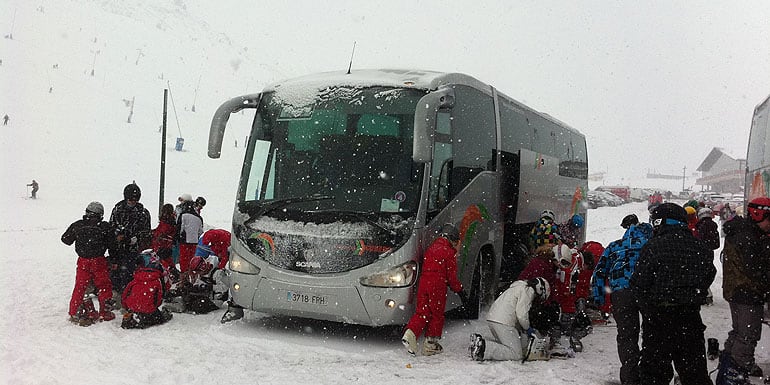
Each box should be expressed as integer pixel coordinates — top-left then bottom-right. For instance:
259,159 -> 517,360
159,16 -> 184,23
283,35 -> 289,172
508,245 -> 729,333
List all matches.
697,147 -> 736,172
264,69 -> 491,92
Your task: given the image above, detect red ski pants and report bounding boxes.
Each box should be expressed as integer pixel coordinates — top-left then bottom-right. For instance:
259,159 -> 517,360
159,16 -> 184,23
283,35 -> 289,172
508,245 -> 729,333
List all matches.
69,256 -> 112,316
405,273 -> 449,338
179,243 -> 196,273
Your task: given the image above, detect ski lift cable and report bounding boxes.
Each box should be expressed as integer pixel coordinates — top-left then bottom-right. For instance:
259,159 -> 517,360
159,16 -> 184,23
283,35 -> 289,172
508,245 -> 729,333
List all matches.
166,80 -> 183,138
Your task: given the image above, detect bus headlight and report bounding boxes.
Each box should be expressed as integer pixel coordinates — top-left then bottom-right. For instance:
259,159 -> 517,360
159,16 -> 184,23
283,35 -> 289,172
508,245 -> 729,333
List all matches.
359,261 -> 417,288
228,252 -> 261,275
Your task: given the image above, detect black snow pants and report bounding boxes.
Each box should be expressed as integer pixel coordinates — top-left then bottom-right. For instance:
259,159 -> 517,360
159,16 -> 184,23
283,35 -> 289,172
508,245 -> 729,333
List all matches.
638,305 -> 712,385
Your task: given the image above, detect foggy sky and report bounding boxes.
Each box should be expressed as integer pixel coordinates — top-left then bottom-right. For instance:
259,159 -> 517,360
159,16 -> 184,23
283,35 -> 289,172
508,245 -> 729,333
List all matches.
197,1 -> 770,187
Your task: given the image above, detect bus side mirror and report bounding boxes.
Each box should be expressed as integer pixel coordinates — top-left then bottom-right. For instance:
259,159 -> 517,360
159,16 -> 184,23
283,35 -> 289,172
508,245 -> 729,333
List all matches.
209,93 -> 261,159
413,88 -> 454,163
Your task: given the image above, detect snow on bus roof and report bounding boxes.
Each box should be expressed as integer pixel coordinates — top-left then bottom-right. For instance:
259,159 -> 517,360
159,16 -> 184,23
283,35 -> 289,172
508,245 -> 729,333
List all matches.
263,69 -> 487,107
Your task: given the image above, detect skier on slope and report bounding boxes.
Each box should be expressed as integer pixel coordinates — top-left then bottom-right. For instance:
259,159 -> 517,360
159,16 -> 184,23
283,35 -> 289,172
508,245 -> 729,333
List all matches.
468,277 -> 551,362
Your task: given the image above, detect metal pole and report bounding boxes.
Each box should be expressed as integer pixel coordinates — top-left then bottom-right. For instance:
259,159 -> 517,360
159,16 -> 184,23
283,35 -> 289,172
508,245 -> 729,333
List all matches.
682,166 -> 686,192
159,89 -> 168,215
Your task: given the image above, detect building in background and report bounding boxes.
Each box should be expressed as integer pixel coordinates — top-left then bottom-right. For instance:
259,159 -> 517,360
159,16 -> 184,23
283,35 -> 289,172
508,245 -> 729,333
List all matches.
695,147 -> 745,194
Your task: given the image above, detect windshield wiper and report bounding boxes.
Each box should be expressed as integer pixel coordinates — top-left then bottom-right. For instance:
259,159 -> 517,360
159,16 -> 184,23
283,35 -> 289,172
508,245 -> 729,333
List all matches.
244,195 -> 335,223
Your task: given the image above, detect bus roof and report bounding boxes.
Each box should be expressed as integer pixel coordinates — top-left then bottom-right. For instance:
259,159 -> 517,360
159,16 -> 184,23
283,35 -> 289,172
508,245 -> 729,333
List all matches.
263,69 -> 491,93
263,68 -> 584,138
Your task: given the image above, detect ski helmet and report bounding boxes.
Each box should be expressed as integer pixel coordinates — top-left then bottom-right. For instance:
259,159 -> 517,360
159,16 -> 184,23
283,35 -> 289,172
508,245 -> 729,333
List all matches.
178,193 -> 192,202
123,183 -> 141,201
540,210 -> 555,221
747,197 -> 770,222
439,223 -> 460,242
85,201 -> 104,218
685,206 -> 697,216
189,256 -> 212,274
650,203 -> 687,229
195,196 -> 207,207
620,214 -> 639,229
552,244 -> 572,267
140,249 -> 162,271
529,277 -> 550,301
697,207 -> 713,220
570,214 -> 584,228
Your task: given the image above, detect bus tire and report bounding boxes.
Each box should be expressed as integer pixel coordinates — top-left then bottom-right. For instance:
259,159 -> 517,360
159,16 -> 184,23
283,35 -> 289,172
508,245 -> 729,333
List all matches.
462,247 -> 493,319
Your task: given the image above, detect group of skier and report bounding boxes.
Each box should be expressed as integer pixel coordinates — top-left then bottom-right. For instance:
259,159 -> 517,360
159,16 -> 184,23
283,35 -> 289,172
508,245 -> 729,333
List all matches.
61,183 -> 230,329
399,197 -> 770,385
401,210 -> 600,363
61,183 -> 770,384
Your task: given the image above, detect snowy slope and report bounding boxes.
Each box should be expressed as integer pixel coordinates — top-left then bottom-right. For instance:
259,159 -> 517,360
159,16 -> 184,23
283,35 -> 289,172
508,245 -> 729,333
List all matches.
0,1 -> 767,384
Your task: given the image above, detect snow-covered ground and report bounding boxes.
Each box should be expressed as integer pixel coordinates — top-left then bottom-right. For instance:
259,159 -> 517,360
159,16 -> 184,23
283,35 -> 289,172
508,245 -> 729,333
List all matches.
1,1 -> 768,384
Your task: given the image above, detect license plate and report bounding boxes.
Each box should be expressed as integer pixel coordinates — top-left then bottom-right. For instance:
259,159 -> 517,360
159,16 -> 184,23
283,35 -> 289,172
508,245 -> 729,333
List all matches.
286,290 -> 329,306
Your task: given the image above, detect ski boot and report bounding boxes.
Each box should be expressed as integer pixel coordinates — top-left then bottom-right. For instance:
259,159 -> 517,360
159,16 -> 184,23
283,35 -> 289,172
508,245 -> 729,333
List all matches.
80,298 -> 99,320
423,336 -> 443,356
569,336 -> 583,353
707,338 -> 720,361
526,335 -> 552,361
468,333 -> 485,361
401,329 -> 417,356
97,310 -> 116,321
69,314 -> 94,327
220,302 -> 244,323
715,352 -> 750,385
159,308 -> 173,324
121,312 -> 141,329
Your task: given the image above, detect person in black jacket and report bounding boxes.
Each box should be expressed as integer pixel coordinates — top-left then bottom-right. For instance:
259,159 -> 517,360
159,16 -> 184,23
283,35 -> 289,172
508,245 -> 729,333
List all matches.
716,197 -> 770,384
108,183 -> 152,293
62,202 -> 117,325
630,202 -> 716,385
694,207 -> 720,307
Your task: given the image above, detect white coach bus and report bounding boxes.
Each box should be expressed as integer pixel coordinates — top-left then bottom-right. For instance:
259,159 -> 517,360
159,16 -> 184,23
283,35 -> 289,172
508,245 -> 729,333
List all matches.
208,69 -> 588,326
746,93 -> 770,206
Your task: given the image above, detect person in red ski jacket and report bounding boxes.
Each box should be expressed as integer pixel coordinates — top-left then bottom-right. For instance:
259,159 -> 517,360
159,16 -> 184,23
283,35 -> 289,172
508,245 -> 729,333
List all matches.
518,244 -> 558,288
152,204 -> 177,271
121,250 -> 172,329
551,244 -> 592,352
61,201 -> 117,325
196,228 -> 231,269
402,223 -> 464,356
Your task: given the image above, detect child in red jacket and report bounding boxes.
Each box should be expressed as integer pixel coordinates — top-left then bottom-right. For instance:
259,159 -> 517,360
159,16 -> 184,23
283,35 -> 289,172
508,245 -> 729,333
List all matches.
121,250 -> 173,329
402,224 -> 464,356
551,244 -> 592,353
152,204 -> 177,272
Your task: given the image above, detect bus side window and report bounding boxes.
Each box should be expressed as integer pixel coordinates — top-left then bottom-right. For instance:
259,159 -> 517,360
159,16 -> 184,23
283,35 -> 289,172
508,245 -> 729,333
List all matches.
428,112 -> 453,213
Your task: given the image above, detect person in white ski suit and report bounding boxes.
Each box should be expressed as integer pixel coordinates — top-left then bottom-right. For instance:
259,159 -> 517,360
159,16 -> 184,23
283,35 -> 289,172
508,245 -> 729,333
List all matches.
469,278 -> 550,361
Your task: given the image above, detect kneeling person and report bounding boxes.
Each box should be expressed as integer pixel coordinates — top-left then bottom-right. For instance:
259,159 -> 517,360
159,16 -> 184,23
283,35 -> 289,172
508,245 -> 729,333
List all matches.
469,277 -> 551,362
121,250 -> 173,329
165,255 -> 221,314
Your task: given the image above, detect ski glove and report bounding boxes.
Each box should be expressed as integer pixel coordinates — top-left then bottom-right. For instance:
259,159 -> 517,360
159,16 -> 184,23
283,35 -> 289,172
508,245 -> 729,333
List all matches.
527,327 -> 536,337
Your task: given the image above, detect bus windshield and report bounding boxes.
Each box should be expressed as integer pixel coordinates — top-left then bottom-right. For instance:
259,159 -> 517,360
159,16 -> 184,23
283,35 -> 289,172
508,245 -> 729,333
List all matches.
240,86 -> 426,218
